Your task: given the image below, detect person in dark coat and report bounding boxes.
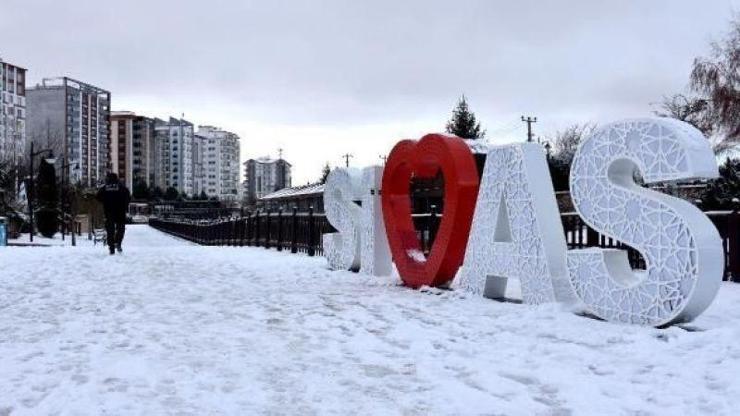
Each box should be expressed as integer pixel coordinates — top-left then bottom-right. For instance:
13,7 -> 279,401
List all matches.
96,172 -> 131,255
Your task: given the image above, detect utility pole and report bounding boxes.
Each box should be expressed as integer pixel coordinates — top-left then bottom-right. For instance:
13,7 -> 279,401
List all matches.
521,115 -> 537,142
378,155 -> 387,165
277,147 -> 283,160
342,153 -> 353,168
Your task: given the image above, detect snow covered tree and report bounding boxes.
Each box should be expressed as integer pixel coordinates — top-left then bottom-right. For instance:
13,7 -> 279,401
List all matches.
445,96 -> 485,140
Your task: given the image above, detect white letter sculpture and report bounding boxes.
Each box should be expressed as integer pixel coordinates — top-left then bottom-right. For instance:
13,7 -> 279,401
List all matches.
323,168 -> 363,271
456,143 -> 575,304
568,118 -> 724,326
359,166 -> 393,276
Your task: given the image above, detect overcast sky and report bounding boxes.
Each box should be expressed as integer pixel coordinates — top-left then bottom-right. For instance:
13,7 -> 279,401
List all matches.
2,0 -> 739,183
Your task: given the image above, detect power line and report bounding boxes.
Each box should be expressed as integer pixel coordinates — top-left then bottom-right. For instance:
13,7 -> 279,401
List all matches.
521,115 -> 538,142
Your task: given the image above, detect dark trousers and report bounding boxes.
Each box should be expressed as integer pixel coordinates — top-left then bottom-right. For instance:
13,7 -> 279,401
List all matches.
105,218 -> 126,248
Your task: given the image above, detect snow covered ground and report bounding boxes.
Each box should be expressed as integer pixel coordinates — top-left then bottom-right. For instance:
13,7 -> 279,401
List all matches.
9,232 -> 97,247
1,225 -> 739,415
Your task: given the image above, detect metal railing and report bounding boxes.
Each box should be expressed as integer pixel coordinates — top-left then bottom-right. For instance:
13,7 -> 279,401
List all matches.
149,209 -> 740,281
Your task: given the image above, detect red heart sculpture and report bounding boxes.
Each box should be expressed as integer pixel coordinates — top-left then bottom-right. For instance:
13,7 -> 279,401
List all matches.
381,134 -> 480,288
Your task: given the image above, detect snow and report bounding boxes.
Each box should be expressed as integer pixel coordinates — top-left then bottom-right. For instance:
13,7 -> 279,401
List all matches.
406,248 -> 427,263
0,225 -> 739,415
9,232 -> 97,247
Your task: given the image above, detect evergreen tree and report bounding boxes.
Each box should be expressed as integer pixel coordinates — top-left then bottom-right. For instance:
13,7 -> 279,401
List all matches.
35,158 -> 58,237
132,179 -> 151,200
164,187 -> 179,201
151,186 -> 164,200
320,163 -> 331,184
445,95 -> 485,140
701,157 -> 740,210
199,190 -> 208,200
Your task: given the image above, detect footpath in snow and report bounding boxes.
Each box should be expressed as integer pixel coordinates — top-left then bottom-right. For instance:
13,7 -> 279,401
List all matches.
0,225 -> 739,415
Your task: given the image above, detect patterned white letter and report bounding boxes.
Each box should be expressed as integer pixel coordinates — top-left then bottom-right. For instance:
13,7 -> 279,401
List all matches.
360,166 -> 393,276
568,118 -> 724,326
323,168 -> 363,271
456,143 -> 574,304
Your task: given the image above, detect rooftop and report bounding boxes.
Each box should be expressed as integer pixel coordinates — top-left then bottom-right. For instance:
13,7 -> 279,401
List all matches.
260,183 -> 324,200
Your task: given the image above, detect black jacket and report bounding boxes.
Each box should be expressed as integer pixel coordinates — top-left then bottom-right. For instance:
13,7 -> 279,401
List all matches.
96,182 -> 131,222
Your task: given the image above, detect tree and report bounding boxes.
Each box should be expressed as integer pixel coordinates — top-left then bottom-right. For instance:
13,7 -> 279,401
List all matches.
685,15 -> 740,154
656,94 -> 713,136
35,158 -> 58,237
132,179 -> 151,200
544,123 -> 596,191
151,186 -> 164,200
445,95 -> 485,140
320,163 -> 331,184
164,187 -> 179,201
701,157 -> 740,211
552,123 -> 596,167
199,190 -> 208,200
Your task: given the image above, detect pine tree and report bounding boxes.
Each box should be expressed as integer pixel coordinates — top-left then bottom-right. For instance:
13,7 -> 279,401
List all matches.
132,178 -> 151,200
164,187 -> 179,201
445,95 -> 485,140
320,163 -> 331,184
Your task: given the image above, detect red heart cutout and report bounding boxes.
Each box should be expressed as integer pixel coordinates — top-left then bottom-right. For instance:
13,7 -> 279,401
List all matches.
381,134 -> 480,288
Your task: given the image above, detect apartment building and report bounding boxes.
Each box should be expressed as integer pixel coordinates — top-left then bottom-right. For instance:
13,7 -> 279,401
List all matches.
0,58 -> 27,164
154,117 -> 196,196
110,111 -> 155,190
195,125 -> 240,201
26,77 -> 111,187
243,156 -> 292,206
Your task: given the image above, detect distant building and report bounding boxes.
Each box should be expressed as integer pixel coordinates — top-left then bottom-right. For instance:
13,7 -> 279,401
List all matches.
258,183 -> 324,212
0,58 -> 27,164
243,156 -> 291,206
110,111 -> 155,190
154,117 -> 196,196
195,125 -> 241,201
26,77 -> 111,187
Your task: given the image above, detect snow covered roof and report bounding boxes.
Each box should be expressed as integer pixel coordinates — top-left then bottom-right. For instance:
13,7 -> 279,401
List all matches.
260,183 -> 324,200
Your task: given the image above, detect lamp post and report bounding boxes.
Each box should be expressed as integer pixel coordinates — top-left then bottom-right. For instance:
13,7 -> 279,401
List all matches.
27,142 -> 53,243
56,159 -> 79,246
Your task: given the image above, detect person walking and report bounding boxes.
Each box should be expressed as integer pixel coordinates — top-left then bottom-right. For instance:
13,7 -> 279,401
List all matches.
96,173 -> 131,255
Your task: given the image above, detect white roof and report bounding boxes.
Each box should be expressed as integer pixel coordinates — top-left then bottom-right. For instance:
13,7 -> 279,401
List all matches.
260,183 -> 324,200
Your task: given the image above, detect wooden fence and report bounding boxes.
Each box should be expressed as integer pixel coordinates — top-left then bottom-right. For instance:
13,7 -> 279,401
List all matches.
149,209 -> 740,282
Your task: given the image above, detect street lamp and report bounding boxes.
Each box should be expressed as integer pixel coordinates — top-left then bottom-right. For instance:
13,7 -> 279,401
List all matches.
58,160 -> 79,246
27,141 -> 53,243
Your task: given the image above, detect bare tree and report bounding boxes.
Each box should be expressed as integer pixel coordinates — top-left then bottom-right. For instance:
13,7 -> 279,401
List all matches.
656,94 -> 713,135
552,123 -> 596,166
688,14 -> 740,155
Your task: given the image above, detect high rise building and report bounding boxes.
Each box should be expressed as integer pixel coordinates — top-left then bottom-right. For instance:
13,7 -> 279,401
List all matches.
243,156 -> 291,206
26,77 -> 111,187
195,125 -> 240,201
154,117 -> 196,196
110,111 -> 155,191
0,58 -> 27,164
